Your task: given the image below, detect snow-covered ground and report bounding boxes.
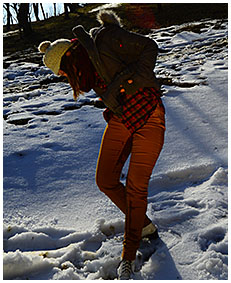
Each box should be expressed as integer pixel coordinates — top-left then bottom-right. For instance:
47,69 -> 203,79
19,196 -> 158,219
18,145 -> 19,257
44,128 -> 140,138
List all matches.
3,18 -> 228,280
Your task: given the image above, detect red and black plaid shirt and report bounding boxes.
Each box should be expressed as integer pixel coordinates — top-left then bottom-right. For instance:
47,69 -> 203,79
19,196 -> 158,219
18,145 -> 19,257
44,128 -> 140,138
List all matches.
95,72 -> 165,133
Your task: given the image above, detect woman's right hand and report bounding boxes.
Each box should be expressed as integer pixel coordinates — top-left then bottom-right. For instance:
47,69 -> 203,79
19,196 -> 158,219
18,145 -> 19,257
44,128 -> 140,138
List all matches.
100,88 -> 123,117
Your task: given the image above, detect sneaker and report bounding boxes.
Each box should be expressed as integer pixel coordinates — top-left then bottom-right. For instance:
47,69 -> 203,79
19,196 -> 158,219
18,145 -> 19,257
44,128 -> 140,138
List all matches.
117,259 -> 135,280
141,222 -> 159,239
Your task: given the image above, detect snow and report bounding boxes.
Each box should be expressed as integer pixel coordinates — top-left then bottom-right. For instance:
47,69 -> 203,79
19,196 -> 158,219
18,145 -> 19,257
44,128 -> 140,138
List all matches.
3,18 -> 228,280
89,3 -> 122,13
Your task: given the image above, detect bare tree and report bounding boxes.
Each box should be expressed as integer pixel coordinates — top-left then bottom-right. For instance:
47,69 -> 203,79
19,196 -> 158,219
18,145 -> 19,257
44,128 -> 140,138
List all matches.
40,3 -> 46,20
4,3 -> 18,25
68,3 -> 80,13
11,3 -> 19,21
3,3 -> 12,31
54,3 -> 56,17
64,3 -> 80,19
64,4 -> 69,19
18,3 -> 32,36
33,3 -> 40,21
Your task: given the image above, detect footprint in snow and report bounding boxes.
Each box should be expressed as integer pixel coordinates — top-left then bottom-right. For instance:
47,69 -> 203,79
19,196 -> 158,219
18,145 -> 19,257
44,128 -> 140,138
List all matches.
197,225 -> 226,252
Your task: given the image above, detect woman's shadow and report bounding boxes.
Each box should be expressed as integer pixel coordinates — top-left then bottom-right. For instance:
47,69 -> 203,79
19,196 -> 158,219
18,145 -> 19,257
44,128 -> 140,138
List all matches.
136,237 -> 182,280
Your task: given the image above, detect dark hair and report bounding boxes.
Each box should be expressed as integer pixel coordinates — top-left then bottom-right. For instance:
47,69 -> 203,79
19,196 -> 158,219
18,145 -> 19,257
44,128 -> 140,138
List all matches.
60,41 -> 96,100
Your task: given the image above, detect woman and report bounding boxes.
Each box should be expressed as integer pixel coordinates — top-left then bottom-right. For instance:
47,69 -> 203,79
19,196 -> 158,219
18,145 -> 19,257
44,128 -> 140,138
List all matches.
38,10 -> 165,280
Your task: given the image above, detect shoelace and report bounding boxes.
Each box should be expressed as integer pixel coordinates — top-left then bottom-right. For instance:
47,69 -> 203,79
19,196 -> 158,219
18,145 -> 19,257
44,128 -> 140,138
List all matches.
120,260 -> 132,276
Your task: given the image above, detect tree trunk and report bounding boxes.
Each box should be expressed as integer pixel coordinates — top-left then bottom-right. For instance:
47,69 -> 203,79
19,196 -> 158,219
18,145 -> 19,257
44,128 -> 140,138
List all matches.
68,3 -> 79,13
33,3 -> 40,21
40,3 -> 46,20
53,3 -> 56,17
64,4 -> 69,19
64,3 -> 79,18
5,3 -> 11,31
18,3 -> 32,36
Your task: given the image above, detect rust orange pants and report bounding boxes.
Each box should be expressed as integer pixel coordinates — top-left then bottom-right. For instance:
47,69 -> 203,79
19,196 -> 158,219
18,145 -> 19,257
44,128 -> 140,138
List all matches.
96,104 -> 165,260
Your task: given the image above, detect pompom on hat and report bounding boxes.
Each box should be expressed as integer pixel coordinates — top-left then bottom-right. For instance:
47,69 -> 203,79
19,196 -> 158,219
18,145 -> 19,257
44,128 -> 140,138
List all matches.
38,39 -> 73,75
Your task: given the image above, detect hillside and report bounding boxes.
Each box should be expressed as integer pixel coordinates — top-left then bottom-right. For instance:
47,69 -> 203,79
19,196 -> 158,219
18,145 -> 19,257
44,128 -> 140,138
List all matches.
3,7 -> 228,279
3,3 -> 228,55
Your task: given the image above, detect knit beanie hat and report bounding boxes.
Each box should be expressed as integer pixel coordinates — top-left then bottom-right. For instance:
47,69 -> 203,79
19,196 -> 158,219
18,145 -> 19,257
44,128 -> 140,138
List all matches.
38,39 -> 73,75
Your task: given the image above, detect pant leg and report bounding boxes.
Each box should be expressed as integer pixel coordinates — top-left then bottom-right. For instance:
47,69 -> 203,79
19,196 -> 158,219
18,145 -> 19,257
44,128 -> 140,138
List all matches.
96,115 -> 152,227
96,116 -> 131,213
122,104 -> 165,261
